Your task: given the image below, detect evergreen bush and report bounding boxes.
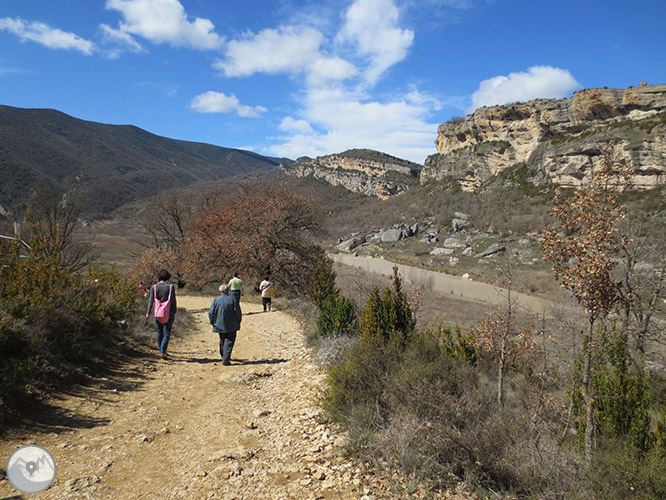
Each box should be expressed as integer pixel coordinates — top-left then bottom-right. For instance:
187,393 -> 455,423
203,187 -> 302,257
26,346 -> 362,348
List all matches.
0,219 -> 136,424
316,291 -> 356,337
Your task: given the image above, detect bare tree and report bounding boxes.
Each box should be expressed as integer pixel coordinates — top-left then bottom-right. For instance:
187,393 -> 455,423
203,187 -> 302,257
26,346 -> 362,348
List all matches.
139,189 -> 198,252
23,183 -> 97,272
616,215 -> 666,358
541,144 -> 632,463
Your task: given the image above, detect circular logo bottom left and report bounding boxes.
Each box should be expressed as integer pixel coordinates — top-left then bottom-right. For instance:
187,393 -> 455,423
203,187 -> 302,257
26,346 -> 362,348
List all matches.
7,444 -> 57,494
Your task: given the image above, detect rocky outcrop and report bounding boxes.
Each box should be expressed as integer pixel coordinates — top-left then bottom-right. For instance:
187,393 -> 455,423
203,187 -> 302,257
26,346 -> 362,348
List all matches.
422,84 -> 666,190
280,149 -> 421,199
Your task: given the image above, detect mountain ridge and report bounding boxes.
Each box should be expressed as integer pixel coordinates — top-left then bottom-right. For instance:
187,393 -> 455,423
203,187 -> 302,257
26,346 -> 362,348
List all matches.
0,105 -> 288,217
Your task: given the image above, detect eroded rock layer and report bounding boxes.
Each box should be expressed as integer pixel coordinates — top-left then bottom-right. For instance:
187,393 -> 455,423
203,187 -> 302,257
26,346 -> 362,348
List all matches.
423,84 -> 666,190
281,149 -> 421,199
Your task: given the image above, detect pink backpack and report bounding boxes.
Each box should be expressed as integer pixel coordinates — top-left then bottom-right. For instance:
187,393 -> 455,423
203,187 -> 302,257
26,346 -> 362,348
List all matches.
153,284 -> 173,324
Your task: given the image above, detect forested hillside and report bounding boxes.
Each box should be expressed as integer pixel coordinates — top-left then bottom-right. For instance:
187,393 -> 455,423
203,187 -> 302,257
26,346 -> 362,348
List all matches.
0,105 -> 286,217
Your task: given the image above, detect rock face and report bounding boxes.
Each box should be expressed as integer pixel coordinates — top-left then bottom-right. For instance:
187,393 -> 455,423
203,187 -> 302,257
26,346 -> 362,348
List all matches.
281,149 -> 421,199
422,84 -> 666,190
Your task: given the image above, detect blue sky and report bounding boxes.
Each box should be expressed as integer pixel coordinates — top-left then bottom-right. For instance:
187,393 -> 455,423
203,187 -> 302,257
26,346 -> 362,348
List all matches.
1,0 -> 664,163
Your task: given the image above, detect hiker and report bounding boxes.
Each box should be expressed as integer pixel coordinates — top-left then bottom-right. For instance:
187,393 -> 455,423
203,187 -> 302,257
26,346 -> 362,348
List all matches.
259,274 -> 273,311
146,269 -> 177,359
228,271 -> 243,305
209,284 -> 242,365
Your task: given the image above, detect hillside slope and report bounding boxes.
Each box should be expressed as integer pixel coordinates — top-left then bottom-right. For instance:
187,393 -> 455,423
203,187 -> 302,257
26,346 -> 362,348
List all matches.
0,105 -> 285,217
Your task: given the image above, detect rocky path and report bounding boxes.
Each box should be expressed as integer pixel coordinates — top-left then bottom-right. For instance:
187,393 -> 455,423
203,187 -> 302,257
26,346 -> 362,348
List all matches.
0,296 -> 409,500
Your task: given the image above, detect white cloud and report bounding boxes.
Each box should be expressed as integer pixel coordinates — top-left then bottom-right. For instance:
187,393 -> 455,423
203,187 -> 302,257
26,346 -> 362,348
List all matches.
279,117 -> 315,135
338,0 -> 414,84
214,25 -> 358,87
190,91 -> 267,118
268,87 -> 440,163
469,65 -> 580,112
99,24 -> 144,58
405,87 -> 443,111
216,26 -> 318,76
0,17 -> 95,54
306,56 -> 357,86
105,0 -> 223,50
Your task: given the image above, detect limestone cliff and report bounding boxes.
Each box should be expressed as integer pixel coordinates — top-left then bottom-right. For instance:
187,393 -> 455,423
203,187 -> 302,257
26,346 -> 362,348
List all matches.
422,84 -> 666,190
280,149 -> 421,199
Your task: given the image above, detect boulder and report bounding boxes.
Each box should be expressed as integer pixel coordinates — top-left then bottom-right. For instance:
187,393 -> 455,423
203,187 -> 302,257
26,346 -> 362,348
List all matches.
474,243 -> 506,258
380,228 -> 404,242
336,236 -> 365,252
430,247 -> 454,256
443,237 -> 466,248
452,218 -> 469,232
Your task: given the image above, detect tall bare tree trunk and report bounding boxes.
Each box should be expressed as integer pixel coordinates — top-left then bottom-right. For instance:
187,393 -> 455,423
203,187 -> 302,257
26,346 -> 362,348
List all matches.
498,336 -> 506,406
581,320 -> 595,464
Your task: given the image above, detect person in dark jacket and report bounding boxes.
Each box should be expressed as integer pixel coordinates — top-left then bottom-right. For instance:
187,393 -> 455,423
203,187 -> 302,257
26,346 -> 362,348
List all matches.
146,269 -> 177,359
208,284 -> 242,365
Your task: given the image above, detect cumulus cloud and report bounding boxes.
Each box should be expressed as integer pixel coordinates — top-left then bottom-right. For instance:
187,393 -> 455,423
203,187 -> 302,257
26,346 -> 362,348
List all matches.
0,17 -> 95,54
469,65 -> 580,112
190,91 -> 267,118
214,26 -> 321,76
214,0 -> 413,86
105,0 -> 223,50
214,25 -> 357,86
99,24 -> 144,58
268,87 -> 440,163
338,0 -> 414,84
279,117 -> 315,135
306,55 -> 357,86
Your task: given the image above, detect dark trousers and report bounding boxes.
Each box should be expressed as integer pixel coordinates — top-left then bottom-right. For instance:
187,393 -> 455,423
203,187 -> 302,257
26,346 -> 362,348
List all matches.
262,297 -> 272,311
231,290 -> 241,305
218,331 -> 237,364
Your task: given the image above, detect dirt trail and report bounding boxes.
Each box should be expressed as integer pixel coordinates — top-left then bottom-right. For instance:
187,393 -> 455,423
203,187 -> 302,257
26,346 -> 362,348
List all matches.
331,254 -> 551,315
0,296 -> 403,500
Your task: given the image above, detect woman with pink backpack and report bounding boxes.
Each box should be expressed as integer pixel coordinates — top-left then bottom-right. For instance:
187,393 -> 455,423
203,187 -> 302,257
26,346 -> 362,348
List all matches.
146,269 -> 177,359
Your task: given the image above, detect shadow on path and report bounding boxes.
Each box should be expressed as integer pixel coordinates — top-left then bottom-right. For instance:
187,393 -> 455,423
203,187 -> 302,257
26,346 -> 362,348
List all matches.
1,341 -> 154,438
245,309 -> 279,316
231,358 -> 289,366
184,357 -> 220,364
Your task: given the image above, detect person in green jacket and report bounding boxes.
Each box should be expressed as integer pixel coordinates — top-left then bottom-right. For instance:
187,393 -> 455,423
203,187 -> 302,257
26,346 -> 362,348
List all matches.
228,272 -> 243,305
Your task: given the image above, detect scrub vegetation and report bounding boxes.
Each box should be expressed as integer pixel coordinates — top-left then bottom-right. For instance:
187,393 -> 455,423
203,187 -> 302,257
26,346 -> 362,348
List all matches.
309,150 -> 666,499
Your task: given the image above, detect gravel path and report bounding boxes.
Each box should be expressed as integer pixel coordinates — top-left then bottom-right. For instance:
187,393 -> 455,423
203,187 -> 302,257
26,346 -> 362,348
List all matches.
0,297 -> 402,500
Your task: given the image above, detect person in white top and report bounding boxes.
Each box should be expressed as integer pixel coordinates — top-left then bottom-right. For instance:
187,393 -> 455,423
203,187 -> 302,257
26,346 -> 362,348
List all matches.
259,275 -> 273,311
